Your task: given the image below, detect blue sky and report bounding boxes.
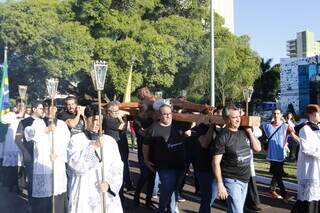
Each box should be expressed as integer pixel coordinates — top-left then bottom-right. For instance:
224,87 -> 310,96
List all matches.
234,0 -> 320,64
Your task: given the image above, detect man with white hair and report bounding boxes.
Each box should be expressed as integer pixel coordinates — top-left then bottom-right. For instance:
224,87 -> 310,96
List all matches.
212,104 -> 261,213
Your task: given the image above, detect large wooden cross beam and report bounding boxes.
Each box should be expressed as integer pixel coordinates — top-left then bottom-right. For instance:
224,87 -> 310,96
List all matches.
116,102 -> 260,127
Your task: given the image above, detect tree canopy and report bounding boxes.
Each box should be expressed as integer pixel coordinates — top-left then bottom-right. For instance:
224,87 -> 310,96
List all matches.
0,0 -> 261,105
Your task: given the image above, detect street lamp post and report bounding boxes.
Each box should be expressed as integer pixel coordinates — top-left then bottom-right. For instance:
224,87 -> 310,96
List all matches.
243,86 -> 254,116
46,78 -> 59,213
90,61 -> 107,213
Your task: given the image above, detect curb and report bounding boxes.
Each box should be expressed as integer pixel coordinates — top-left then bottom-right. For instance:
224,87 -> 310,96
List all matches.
256,175 -> 297,191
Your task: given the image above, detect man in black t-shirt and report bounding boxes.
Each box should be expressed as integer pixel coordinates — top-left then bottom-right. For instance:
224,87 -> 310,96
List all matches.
143,104 -> 191,213
212,105 -> 261,213
102,101 -> 134,207
15,101 -> 44,207
132,107 -> 156,209
57,96 -> 84,136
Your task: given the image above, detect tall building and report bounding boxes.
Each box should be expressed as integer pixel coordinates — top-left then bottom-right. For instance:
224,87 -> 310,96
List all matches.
280,56 -> 320,114
286,31 -> 320,58
214,0 -> 234,33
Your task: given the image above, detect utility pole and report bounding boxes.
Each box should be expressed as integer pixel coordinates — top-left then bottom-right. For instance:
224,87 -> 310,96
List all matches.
210,0 -> 215,107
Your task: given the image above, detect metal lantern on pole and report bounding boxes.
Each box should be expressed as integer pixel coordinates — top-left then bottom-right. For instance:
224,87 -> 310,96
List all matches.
46,78 -> 59,213
243,86 -> 254,116
18,85 -> 28,103
155,91 -> 163,99
90,60 -> 107,213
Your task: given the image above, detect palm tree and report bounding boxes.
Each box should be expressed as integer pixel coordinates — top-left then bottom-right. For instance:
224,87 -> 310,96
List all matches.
260,58 -> 273,74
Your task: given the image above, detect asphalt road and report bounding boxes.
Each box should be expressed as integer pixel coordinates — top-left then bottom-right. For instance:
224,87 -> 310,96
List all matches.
0,150 -> 296,213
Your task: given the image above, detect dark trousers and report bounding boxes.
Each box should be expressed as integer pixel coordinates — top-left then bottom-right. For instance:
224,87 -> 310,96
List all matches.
195,171 -> 217,213
25,163 -> 33,205
32,192 -> 66,213
2,166 -> 19,189
119,151 -> 132,205
0,159 -> 3,183
134,162 -> 155,204
245,176 -> 261,208
270,161 -> 286,196
291,200 -> 320,213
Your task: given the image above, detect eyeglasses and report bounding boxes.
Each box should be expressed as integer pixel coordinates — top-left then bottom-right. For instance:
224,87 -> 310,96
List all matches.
161,113 -> 172,116
108,110 -> 119,113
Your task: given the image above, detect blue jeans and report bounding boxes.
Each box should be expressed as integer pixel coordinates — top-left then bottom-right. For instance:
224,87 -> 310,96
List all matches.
224,178 -> 248,213
158,169 -> 184,213
195,171 -> 217,213
153,172 -> 160,194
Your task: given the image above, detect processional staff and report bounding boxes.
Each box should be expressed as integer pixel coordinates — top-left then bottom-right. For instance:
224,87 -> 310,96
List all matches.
90,61 -> 108,213
46,78 -> 59,213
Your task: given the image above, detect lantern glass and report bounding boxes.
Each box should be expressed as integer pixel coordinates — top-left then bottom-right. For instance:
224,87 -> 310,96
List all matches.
92,61 -> 107,91
18,85 -> 28,101
46,78 -> 59,99
155,91 -> 163,98
243,86 -> 254,102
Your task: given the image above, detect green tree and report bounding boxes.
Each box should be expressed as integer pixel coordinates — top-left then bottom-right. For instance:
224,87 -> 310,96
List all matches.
0,0 -> 95,99
187,14 -> 260,105
253,63 -> 280,102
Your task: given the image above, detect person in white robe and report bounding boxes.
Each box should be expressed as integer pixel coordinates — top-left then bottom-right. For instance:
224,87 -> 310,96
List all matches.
292,104 -> 320,213
1,102 -> 26,191
67,103 -> 124,213
25,106 -> 69,213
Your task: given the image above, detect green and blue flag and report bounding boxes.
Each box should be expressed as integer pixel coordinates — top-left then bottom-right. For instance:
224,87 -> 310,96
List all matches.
0,47 -> 10,117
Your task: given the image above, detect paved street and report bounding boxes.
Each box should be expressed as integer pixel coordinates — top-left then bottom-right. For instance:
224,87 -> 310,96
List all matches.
0,150 -> 296,213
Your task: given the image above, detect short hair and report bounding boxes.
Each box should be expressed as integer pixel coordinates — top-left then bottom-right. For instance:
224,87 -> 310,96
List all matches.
31,100 -> 43,109
158,104 -> 172,113
106,101 -> 119,111
65,96 -> 78,104
272,108 -> 282,114
137,87 -> 151,99
84,103 -> 100,117
304,104 -> 320,116
42,99 -> 51,108
222,104 -> 239,120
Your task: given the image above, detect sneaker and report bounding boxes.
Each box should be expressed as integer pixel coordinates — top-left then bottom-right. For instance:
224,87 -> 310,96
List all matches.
177,195 -> 186,202
125,185 -> 135,192
145,202 -> 157,210
152,192 -> 158,199
270,191 -> 283,199
247,205 -> 262,212
282,194 -> 291,203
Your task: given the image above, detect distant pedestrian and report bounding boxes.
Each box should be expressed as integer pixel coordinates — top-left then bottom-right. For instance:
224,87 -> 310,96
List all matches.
262,108 -> 299,202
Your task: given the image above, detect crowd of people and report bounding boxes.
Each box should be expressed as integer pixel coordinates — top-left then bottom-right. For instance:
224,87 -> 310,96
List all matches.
0,90 -> 319,213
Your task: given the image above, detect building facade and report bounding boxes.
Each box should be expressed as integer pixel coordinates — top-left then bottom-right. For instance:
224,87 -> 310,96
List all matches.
287,31 -> 320,58
280,56 -> 320,114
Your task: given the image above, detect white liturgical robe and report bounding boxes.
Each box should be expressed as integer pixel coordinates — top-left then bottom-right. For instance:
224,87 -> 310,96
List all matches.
297,123 -> 320,201
25,118 -> 69,198
67,132 -> 123,213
